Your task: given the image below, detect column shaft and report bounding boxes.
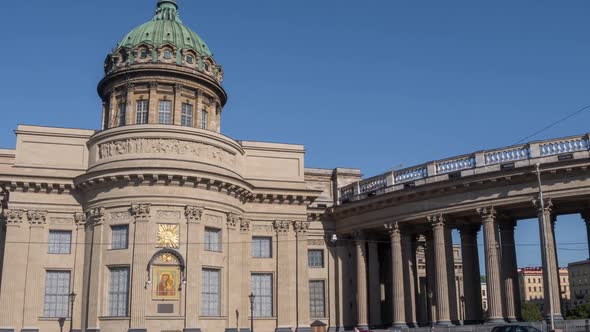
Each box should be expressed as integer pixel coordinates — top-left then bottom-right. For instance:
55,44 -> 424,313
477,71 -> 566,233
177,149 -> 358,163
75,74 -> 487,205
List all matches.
425,235 -> 437,325
368,241 -> 382,327
499,219 -> 521,322
444,228 -> 459,324
354,232 -> 369,329
428,215 -> 451,326
385,223 -> 406,328
583,211 -> 590,260
184,207 -> 202,330
459,224 -> 483,324
275,220 -> 297,332
130,204 -> 151,330
479,207 -> 504,323
294,221 -> 311,332
402,234 -> 418,327
534,199 -> 563,321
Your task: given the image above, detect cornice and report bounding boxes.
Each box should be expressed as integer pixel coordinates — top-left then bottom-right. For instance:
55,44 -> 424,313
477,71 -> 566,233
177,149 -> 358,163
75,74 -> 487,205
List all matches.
1,180 -> 75,195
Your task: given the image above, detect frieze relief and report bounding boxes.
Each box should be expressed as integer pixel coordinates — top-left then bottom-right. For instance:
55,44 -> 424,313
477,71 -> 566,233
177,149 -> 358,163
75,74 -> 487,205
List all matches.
307,239 -> 325,246
157,210 -> 181,219
251,224 -> 273,233
204,214 -> 223,225
98,138 -> 237,168
50,217 -> 73,225
110,211 -> 132,221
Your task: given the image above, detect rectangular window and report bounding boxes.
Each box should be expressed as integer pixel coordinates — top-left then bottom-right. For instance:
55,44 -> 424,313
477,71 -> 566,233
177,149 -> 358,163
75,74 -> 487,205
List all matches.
252,237 -> 272,258
158,100 -> 172,124
251,273 -> 273,317
308,249 -> 324,268
109,267 -> 130,317
202,110 -> 208,129
118,102 -> 126,126
201,269 -> 221,316
48,230 -> 72,254
43,271 -> 71,318
204,228 -> 221,252
181,103 -> 193,127
309,280 -> 326,318
111,225 -> 129,250
136,100 -> 149,124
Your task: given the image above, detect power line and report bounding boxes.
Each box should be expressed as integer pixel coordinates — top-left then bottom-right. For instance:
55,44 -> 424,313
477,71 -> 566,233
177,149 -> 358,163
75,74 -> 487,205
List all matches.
513,103 -> 590,145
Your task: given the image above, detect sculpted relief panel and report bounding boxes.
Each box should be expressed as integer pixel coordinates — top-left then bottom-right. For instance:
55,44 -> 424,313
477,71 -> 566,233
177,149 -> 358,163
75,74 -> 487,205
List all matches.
98,138 -> 237,168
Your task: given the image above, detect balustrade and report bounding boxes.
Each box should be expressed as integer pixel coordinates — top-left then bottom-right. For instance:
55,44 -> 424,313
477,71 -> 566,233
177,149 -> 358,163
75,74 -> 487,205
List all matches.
338,133 -> 590,204
436,155 -> 475,174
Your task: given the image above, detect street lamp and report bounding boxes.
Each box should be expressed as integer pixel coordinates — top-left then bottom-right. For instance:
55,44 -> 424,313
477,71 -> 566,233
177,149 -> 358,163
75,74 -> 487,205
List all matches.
249,293 -> 256,332
460,295 -> 465,325
69,292 -> 77,332
58,317 -> 66,332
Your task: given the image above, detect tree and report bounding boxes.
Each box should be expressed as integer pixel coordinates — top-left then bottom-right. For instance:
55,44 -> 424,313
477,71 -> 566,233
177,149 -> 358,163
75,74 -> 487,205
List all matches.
566,303 -> 590,320
521,302 -> 543,322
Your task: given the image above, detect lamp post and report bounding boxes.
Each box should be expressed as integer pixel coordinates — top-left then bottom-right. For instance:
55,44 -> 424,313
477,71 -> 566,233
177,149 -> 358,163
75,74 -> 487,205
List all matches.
249,293 -> 255,332
460,295 -> 465,325
69,292 -> 77,332
58,317 -> 66,332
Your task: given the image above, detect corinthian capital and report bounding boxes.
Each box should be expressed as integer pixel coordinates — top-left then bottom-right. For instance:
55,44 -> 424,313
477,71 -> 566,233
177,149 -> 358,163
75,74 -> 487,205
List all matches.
273,220 -> 291,234
3,209 -> 24,224
87,207 -> 106,224
293,220 -> 310,234
532,197 -> 553,215
476,207 -> 496,223
185,206 -> 203,223
226,212 -> 242,230
384,222 -> 400,237
240,218 -> 251,232
74,212 -> 87,225
131,203 -> 151,221
427,214 -> 446,229
27,210 -> 48,225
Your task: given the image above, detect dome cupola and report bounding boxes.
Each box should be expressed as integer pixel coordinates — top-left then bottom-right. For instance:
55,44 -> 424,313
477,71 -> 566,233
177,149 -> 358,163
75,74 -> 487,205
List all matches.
97,0 -> 227,133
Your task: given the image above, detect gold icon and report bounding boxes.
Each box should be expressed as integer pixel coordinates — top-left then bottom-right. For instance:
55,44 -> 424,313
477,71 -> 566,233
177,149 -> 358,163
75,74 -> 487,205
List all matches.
157,224 -> 179,248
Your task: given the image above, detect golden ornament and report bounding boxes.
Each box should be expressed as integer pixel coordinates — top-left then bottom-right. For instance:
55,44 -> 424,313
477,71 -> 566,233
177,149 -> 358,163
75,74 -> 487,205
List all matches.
157,224 -> 179,248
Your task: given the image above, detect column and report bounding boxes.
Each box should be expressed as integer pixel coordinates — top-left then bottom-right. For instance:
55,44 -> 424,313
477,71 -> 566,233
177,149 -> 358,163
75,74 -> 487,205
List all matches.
427,215 -> 452,326
533,198 -> 563,321
499,218 -> 521,322
294,221 -> 311,332
459,224 -> 483,324
368,241 -> 382,327
239,218 -> 251,331
173,83 -> 183,125
444,227 -> 459,324
385,223 -> 406,328
415,239 -> 428,326
196,90 -> 204,129
401,234 -> 418,327
226,213 -> 244,332
477,207 -> 504,323
332,239 -> 345,332
582,211 -> 590,260
274,220 -> 296,332
148,81 -> 158,124
72,213 -> 87,332
354,231 -> 369,330
184,206 -> 203,332
130,204 -> 151,331
425,233 -> 437,325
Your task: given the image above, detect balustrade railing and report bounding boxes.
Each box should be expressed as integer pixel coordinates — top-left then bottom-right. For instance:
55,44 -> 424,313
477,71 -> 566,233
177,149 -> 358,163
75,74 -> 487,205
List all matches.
485,145 -> 530,165
338,133 -> 590,204
436,155 -> 475,174
394,166 -> 428,184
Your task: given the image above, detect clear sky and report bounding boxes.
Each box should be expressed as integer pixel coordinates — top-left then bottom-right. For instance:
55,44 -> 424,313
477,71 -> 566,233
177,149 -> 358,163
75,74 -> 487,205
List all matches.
0,0 -> 589,269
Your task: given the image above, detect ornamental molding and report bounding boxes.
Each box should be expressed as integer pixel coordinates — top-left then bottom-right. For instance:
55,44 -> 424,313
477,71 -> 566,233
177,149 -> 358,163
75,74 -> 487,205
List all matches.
74,212 -> 86,225
110,211 -> 132,221
384,222 -> 400,237
27,210 -> 48,225
2,181 -> 74,195
204,214 -> 223,225
131,203 -> 151,221
532,197 -> 553,215
293,220 -> 310,234
273,220 -> 291,234
156,210 -> 181,219
307,239 -> 325,246
98,138 -> 237,168
50,217 -> 73,225
252,224 -> 273,233
185,206 -> 203,223
87,207 -> 107,224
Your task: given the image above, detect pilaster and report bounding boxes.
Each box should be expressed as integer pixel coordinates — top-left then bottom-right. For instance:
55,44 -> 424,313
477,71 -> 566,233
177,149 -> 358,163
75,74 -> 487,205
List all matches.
477,207 -> 504,324
184,206 -> 203,332
274,220 -> 295,332
226,213 -> 243,331
84,207 -> 106,330
130,203 -> 151,330
427,214 -> 451,326
23,210 -> 48,327
385,223 -> 407,328
294,221 -> 311,332
174,83 -> 183,125
239,218 -> 251,330
72,212 -> 87,331
148,81 -> 158,124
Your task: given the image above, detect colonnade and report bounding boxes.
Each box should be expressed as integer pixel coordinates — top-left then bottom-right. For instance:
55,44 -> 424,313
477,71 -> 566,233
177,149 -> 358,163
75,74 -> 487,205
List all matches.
348,198 -> 584,329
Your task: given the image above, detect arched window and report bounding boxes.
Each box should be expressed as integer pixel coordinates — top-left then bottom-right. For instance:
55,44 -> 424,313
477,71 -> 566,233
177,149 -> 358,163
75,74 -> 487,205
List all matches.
187,55 -> 194,64
164,50 -> 172,59
148,249 -> 186,301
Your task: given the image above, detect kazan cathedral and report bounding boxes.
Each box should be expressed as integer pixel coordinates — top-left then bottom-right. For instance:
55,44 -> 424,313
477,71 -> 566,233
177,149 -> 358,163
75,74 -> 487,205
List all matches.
3,0 -> 588,332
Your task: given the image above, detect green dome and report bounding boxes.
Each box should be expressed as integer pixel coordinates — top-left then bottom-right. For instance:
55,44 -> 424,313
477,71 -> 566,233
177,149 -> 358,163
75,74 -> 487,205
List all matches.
118,0 -> 213,57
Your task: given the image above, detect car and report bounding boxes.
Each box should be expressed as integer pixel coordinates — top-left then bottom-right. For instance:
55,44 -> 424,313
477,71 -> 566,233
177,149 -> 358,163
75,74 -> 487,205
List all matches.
491,325 -> 542,332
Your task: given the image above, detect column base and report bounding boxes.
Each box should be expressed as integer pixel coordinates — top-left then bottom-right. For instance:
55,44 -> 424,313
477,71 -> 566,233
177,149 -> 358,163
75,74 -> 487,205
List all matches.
485,318 -> 506,325
275,328 -> 293,332
434,321 -> 453,327
129,329 -> 147,332
295,328 -> 312,332
184,329 -> 202,332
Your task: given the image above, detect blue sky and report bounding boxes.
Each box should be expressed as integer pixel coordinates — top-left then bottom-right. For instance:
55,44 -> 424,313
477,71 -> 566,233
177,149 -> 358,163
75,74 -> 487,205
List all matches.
0,0 -> 589,269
